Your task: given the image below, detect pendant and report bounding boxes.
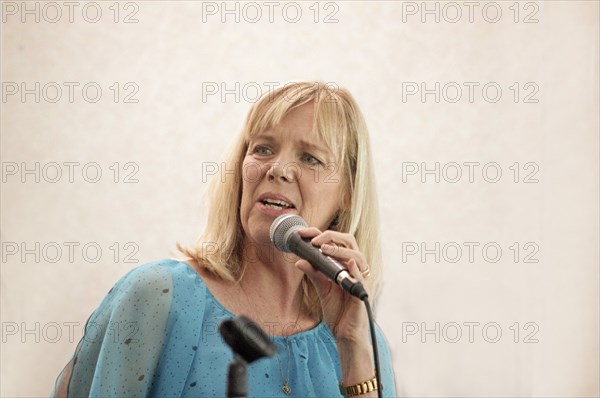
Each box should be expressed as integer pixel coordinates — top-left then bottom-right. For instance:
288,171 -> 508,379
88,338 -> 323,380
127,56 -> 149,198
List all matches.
282,384 -> 291,395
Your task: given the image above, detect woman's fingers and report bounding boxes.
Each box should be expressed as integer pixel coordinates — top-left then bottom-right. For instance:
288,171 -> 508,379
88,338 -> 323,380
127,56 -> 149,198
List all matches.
345,257 -> 372,295
295,259 -> 333,295
296,228 -> 370,279
298,229 -> 358,251
297,227 -> 322,239
319,244 -> 368,272
310,230 -> 358,250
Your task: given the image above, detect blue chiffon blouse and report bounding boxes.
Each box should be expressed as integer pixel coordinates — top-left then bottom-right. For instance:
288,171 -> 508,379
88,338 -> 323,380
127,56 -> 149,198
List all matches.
52,259 -> 396,397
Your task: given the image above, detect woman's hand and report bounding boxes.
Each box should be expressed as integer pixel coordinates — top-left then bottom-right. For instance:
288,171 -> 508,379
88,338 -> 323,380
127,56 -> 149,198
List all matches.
295,227 -> 371,345
295,227 -> 377,387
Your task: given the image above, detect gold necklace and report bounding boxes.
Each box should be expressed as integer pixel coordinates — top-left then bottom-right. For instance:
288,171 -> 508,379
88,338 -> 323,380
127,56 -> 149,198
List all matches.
239,283 -> 302,395
278,332 -> 293,394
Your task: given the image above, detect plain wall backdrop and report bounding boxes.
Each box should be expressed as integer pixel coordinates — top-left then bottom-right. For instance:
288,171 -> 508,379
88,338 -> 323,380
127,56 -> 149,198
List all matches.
1,1 -> 598,397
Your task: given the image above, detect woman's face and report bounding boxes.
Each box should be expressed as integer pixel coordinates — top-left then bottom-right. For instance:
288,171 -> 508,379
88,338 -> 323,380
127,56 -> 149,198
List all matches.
239,102 -> 345,247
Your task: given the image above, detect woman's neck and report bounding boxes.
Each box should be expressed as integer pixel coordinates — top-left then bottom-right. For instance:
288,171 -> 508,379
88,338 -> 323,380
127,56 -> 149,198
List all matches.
189,241 -> 320,336
233,238 -> 320,335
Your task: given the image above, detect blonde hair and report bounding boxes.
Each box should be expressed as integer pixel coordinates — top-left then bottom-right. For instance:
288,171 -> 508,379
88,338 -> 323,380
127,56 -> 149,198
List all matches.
178,81 -> 382,316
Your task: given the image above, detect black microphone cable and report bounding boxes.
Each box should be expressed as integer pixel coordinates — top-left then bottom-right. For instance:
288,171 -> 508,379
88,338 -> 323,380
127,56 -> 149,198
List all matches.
363,296 -> 383,398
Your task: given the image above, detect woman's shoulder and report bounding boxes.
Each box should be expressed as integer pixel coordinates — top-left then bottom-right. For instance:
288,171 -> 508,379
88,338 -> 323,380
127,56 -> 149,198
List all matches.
107,258 -> 206,302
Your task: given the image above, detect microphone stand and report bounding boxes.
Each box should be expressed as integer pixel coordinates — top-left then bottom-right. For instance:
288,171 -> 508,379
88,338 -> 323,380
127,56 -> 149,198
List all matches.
227,354 -> 248,398
220,316 -> 276,398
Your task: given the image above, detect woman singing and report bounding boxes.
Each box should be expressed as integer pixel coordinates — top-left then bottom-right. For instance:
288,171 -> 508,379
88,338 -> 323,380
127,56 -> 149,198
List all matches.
52,81 -> 396,397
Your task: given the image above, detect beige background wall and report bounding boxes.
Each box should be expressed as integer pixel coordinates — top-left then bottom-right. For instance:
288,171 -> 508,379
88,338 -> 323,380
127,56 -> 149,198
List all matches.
1,1 -> 598,397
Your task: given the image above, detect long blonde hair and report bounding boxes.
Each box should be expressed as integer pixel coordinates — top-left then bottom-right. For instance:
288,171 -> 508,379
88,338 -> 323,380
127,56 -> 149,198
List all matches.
178,82 -> 382,316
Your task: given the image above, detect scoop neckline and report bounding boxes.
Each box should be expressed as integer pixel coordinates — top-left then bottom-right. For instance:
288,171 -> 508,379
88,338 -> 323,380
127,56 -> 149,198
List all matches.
173,259 -> 330,341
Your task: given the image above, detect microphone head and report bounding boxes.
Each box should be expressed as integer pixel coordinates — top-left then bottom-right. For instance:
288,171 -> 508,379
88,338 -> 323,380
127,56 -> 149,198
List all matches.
270,214 -> 308,252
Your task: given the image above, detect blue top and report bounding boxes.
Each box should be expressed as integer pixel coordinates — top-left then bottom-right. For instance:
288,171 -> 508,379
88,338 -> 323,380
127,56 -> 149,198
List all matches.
52,259 -> 396,397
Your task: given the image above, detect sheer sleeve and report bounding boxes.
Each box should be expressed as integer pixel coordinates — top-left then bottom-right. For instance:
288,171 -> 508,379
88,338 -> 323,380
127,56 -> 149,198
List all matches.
51,263 -> 174,397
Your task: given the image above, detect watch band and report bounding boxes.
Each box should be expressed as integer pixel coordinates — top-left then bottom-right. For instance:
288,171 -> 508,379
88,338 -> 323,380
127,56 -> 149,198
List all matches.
339,376 -> 379,396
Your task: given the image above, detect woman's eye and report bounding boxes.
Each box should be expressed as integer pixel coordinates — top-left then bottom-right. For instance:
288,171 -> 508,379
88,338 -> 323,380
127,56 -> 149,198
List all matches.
303,153 -> 321,165
252,145 -> 272,155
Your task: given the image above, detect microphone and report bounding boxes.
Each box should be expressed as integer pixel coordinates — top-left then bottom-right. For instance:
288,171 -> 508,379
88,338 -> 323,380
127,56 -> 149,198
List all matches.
269,214 -> 368,299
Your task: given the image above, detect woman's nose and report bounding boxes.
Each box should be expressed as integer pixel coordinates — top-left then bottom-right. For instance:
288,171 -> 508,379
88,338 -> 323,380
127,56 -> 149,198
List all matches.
267,155 -> 299,182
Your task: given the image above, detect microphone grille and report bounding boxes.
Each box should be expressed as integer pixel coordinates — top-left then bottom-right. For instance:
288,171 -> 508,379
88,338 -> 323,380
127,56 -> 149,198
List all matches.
270,214 -> 308,252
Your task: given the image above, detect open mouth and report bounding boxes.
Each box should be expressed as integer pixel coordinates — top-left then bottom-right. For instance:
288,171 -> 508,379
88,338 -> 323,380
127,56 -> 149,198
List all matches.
260,198 -> 295,211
